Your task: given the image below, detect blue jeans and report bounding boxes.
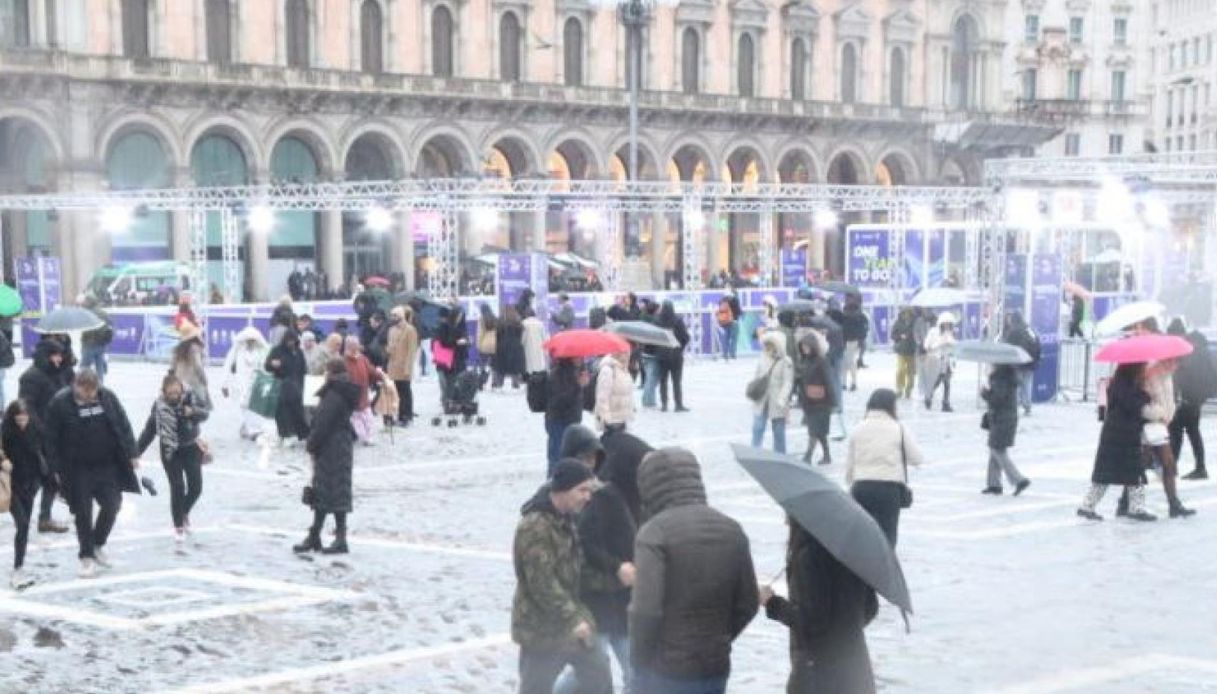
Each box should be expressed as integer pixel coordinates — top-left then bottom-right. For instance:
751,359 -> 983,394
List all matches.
546,419 -> 572,476
751,413 -> 787,454
725,323 -> 738,358
641,357 -> 659,408
1018,370 -> 1034,410
634,670 -> 727,694
554,633 -> 631,694
81,345 -> 108,384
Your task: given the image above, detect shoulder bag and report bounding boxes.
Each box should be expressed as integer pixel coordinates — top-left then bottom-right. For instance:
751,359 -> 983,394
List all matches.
746,360 -> 779,402
898,424 -> 914,509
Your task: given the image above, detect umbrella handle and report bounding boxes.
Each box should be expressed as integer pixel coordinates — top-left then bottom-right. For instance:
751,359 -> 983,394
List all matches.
765,567 -> 787,587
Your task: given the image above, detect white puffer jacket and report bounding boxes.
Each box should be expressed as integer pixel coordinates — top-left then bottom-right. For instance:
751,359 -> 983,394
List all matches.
845,411 -> 926,485
595,355 -> 635,429
223,326 -> 269,409
752,333 -> 795,420
522,316 -> 548,374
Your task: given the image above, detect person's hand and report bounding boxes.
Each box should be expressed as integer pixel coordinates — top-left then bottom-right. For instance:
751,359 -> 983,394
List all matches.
131,458 -> 141,470
759,585 -> 774,607
617,562 -> 636,587
572,621 -> 593,647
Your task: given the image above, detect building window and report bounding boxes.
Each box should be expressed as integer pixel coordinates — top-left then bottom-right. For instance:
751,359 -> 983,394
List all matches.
1166,90 -> 1174,126
2,0 -> 31,47
205,0 -> 231,64
1024,14 -> 1039,44
1108,134 -> 1124,155
1067,69 -> 1082,100
45,0 -> 57,46
1064,133 -> 1080,156
840,42 -> 858,103
562,17 -> 583,87
360,0 -> 383,73
431,5 -> 454,77
889,47 -> 905,107
499,12 -> 522,82
737,32 -> 755,97
1170,44 -> 1177,71
122,0 -> 150,58
681,27 -> 699,94
285,0 -> 309,67
950,14 -> 979,110
790,37 -> 807,100
1069,17 -> 1083,45
1113,18 -> 1127,46
1110,70 -> 1126,102
1022,68 -> 1037,101
1189,134 -> 1197,150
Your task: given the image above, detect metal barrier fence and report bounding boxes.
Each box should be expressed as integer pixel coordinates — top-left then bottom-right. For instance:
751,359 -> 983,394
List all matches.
1058,338 -> 1095,402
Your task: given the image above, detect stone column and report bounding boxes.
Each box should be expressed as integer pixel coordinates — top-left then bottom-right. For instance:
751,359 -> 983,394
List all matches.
395,210 -> 416,289
320,209 -> 343,293
706,214 -> 723,275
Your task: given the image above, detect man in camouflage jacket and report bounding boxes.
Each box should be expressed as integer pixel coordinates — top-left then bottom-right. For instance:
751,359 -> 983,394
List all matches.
512,460 -> 611,694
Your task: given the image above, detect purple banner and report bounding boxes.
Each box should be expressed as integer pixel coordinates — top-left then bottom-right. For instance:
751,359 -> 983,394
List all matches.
1030,255 -> 1062,403
781,248 -> 807,288
847,229 -> 893,289
927,230 -> 946,288
15,257 -> 40,315
871,306 -> 891,346
497,253 -> 533,314
108,314 -> 147,355
903,230 -> 925,290
39,257 -> 61,312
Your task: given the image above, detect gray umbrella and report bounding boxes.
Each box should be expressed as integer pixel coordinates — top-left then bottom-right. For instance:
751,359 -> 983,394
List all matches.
730,444 -> 913,616
34,306 -> 104,334
778,299 -> 818,315
954,340 -> 1031,365
604,321 -> 679,348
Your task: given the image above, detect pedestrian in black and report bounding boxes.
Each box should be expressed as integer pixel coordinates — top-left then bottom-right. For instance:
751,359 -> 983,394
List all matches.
1168,318 -> 1215,480
981,365 -> 1030,496
43,369 -> 140,578
796,333 -> 836,465
3,399 -> 43,589
654,301 -> 690,412
17,336 -> 73,534
265,330 -> 310,445
544,357 -> 586,476
1077,363 -> 1156,521
495,306 -> 527,390
136,373 -> 210,548
295,359 -> 359,555
1068,294 -> 1086,338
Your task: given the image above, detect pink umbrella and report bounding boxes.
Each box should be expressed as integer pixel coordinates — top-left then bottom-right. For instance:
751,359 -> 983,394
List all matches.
1094,335 -> 1193,364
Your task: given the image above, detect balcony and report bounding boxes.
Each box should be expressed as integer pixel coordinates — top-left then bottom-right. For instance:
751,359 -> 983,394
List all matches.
1015,98 -> 1092,123
1104,100 -> 1146,118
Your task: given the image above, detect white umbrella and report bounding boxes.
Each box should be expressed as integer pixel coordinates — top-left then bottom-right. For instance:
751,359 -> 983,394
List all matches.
554,252 -> 598,269
1089,248 -> 1123,264
909,287 -> 972,308
1094,300 -> 1165,337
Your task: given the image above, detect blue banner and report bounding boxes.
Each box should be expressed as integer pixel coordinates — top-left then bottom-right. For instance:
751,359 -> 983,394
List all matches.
1030,255 -> 1062,403
781,248 -> 807,288
927,230 -> 946,288
903,230 -> 925,290
847,229 -> 893,289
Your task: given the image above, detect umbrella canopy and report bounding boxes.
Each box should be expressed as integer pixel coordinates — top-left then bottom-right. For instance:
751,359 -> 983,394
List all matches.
778,299 -> 819,315
730,444 -> 912,615
554,252 -> 598,269
394,289 -> 432,306
1094,301 -> 1165,337
1095,334 -> 1193,364
909,287 -> 971,308
954,340 -> 1032,365
364,276 -> 391,288
604,321 -> 679,348
34,306 -> 104,334
544,329 -> 630,359
812,280 -> 861,296
0,285 -> 22,318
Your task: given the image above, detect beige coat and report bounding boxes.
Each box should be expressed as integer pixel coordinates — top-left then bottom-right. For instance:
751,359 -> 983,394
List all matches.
845,411 -> 926,486
752,333 -> 795,420
385,309 -> 420,381
595,355 -> 635,429
522,316 -> 548,374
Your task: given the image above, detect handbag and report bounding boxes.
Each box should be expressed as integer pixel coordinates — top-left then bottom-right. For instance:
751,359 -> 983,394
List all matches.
746,361 -> 778,402
804,383 -> 827,401
1142,422 -> 1169,447
0,459 -> 12,514
898,425 -> 913,509
248,371 -> 282,419
980,412 -> 991,431
432,341 -> 456,370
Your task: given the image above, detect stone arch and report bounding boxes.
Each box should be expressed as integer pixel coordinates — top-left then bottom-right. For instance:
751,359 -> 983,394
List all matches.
0,107 -> 65,165
338,122 -> 406,179
607,133 -> 662,180
938,154 -> 981,186
544,129 -> 606,180
482,129 -> 542,179
666,138 -> 718,182
263,118 -> 339,178
413,125 -> 477,177
776,145 -> 820,183
184,115 -> 264,178
874,148 -> 920,186
824,146 -> 869,185
96,112 -> 184,173
723,141 -> 771,186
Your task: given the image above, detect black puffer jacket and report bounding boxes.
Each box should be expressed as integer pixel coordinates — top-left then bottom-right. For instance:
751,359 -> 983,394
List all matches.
982,366 -> 1020,450
306,376 -> 360,513
1091,373 -> 1149,486
545,360 -> 583,425
630,448 -> 758,681
18,339 -> 73,424
840,308 -> 869,343
599,432 -> 653,522
2,415 -> 45,487
44,387 -> 139,498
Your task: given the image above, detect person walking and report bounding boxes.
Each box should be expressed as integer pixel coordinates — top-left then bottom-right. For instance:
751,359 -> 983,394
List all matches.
639,301 -> 661,410
545,358 -> 586,476
1077,363 -> 1157,522
654,301 -> 690,413
760,518 -> 880,694
1168,318 -> 1215,480
796,333 -> 836,465
1139,358 -> 1195,518
136,373 -> 210,548
294,359 -> 359,555
342,336 -> 383,446
724,289 -> 742,359
265,331 -> 310,446
523,310 -> 549,376
18,337 -> 73,534
715,297 -> 735,361
1068,294 -> 1086,339
79,295 -> 114,384
385,306 -> 420,426
310,333 -> 343,376
1003,312 -> 1041,416
750,332 -> 795,455
923,313 -> 957,412
595,349 -> 635,434
630,448 -> 758,694
840,298 -> 868,392
434,302 -> 469,403
980,365 -> 1031,496
512,460 -> 611,694
43,369 -> 140,578
223,326 -> 270,441
494,306 -> 526,390
846,389 -> 925,547
268,296 -> 296,347
477,303 -> 499,387
3,400 -> 44,589
891,308 -> 918,399
553,293 -> 576,332
171,323 -> 212,411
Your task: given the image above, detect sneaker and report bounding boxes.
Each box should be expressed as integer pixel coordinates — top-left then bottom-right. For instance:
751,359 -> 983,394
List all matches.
674,406 -> 690,413
10,569 -> 33,591
942,403 -> 954,413
924,398 -> 932,411
1014,480 -> 1031,496
38,519 -> 70,534
93,549 -> 112,568
79,559 -> 98,579
1076,508 -> 1103,521
1126,511 -> 1158,522
816,457 -> 833,466
981,486 -> 1003,495
1182,469 -> 1209,481
1169,502 -> 1197,519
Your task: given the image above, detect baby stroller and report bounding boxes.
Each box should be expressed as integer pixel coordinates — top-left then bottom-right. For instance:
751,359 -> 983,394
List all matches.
433,370 -> 486,427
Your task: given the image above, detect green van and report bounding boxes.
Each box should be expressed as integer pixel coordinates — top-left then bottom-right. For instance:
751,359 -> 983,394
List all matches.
85,261 -> 193,306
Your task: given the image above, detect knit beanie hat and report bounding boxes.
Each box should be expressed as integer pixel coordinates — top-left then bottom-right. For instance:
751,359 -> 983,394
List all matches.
551,459 -> 594,492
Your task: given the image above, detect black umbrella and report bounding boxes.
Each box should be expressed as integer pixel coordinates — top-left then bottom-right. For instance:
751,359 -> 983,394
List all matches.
394,289 -> 432,306
778,299 -> 818,315
604,321 -> 679,348
813,280 -> 861,296
730,444 -> 913,616
34,307 -> 104,334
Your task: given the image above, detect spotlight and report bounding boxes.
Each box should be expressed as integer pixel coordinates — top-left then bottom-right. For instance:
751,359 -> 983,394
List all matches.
813,208 -> 838,229
576,208 -> 605,230
366,206 -> 393,233
100,206 -> 133,234
909,205 -> 934,226
248,205 -> 275,233
684,209 -> 706,229
472,207 -> 499,231
1143,198 -> 1171,228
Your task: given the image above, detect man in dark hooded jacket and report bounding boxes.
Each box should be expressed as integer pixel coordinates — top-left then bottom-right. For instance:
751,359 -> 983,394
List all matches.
630,448 -> 758,694
18,337 -> 74,533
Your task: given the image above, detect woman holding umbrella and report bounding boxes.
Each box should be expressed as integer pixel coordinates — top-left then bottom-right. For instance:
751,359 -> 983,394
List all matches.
980,365 -> 1031,496
1077,362 -> 1157,521
654,301 -> 690,412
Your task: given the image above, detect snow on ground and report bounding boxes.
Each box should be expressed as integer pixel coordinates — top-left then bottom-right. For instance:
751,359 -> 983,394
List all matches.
0,352 -> 1215,693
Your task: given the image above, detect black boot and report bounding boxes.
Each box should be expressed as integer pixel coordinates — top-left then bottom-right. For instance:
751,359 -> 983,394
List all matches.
293,529 -> 322,553
1182,468 -> 1208,481
942,402 -> 954,413
321,530 -> 349,554
1116,493 -> 1129,518
1169,499 -> 1197,518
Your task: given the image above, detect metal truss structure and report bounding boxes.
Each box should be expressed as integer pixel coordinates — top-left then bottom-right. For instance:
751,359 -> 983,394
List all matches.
681,200 -> 706,356
188,210 -> 208,305
985,151 -> 1217,185
426,208 -> 460,299
756,214 -> 776,287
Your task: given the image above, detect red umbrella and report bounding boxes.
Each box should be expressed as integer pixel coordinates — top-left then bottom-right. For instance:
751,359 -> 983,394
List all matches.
364,276 -> 391,288
544,330 -> 630,359
1094,335 -> 1193,364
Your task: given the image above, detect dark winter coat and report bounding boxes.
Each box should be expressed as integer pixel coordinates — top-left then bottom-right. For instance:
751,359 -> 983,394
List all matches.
2,416 -> 45,487
630,448 -> 758,680
137,391 -> 209,464
270,303 -> 296,330
1091,375 -> 1149,486
43,387 -> 140,501
655,312 -> 690,365
306,376 -> 360,513
545,361 -> 583,425
81,306 -> 114,349
765,525 -> 878,694
494,320 -> 526,377
982,367 -> 1020,450
436,313 -> 469,374
511,485 -> 595,650
1174,331 -> 1217,405
890,316 -> 917,357
577,480 -> 637,636
265,343 -> 308,391
599,432 -> 653,522
841,309 -> 869,343
18,339 -> 73,425
1004,319 -> 1041,371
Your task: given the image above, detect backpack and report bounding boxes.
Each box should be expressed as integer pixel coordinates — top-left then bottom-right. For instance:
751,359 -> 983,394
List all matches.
582,361 -> 600,412
526,371 -> 548,413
